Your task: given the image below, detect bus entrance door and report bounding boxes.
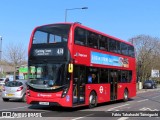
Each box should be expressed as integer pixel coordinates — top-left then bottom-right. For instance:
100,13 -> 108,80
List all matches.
73,77 -> 85,105
73,66 -> 85,105
110,71 -> 118,101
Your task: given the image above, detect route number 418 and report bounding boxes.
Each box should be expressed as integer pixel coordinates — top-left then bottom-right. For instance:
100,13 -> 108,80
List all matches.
57,48 -> 64,55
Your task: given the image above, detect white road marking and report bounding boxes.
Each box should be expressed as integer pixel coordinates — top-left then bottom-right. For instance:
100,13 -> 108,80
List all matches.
0,106 -> 29,111
71,114 -> 94,120
107,104 -> 130,111
137,99 -> 148,103
139,107 -> 158,111
118,117 -> 129,120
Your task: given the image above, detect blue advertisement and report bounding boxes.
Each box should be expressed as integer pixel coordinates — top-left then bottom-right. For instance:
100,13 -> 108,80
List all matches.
91,52 -> 129,67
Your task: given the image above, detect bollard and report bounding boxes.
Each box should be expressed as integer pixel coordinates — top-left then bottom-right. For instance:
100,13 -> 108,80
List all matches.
138,82 -> 142,90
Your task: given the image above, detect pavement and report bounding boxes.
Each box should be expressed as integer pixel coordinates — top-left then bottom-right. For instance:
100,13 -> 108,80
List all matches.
136,84 -> 160,93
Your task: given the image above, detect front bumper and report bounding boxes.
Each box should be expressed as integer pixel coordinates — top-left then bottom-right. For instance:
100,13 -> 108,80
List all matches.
26,95 -> 72,107
2,91 -> 24,99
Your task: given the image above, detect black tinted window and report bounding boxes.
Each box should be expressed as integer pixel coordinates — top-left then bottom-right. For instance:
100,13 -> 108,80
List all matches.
117,41 -> 121,54
87,32 -> 98,49
0,79 -> 5,81
100,69 -> 109,83
109,70 -> 118,83
5,81 -> 23,87
128,45 -> 135,57
99,36 -> 108,51
33,24 -> 71,44
74,27 -> 134,58
128,71 -> 132,82
74,27 -> 86,45
121,43 -> 128,55
73,65 -> 86,84
87,67 -> 99,84
109,39 -> 117,53
121,71 -> 128,83
117,70 -> 122,82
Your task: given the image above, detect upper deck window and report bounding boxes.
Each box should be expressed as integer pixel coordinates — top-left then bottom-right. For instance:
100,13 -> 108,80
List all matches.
117,41 -> 121,54
33,24 -> 71,44
74,27 -> 87,45
99,36 -> 108,51
87,32 -> 98,49
109,39 -> 117,53
74,26 -> 135,58
121,43 -> 128,55
128,45 -> 135,57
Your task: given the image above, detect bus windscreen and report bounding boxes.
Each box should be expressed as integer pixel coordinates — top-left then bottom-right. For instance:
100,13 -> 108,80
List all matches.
32,24 -> 71,44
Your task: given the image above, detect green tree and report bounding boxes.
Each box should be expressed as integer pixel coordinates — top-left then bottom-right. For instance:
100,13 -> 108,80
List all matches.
129,35 -> 160,82
3,43 -> 27,80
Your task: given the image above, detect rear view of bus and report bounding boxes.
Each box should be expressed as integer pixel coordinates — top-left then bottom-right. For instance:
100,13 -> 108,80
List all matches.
27,23 -> 73,107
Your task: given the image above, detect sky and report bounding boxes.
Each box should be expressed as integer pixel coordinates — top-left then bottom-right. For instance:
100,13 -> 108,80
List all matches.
0,0 -> 160,58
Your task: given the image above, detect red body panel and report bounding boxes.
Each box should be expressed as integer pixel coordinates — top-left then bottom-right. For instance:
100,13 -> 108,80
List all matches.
117,83 -> 136,100
85,84 -> 111,104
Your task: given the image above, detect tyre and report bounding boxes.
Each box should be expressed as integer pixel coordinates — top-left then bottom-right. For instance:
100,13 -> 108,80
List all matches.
3,98 -> 9,102
21,94 -> 26,102
123,89 -> 128,102
89,91 -> 97,108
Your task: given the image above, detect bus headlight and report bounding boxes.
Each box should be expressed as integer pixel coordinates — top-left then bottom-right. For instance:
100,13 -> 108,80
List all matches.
27,89 -> 30,96
61,87 -> 69,98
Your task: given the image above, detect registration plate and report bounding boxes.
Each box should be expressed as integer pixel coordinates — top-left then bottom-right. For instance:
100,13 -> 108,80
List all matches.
39,102 -> 49,105
6,94 -> 14,97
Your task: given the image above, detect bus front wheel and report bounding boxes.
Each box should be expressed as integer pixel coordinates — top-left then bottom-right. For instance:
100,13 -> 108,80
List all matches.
89,91 -> 97,108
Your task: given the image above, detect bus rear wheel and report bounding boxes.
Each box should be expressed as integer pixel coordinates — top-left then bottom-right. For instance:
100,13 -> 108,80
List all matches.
89,91 -> 97,108
123,89 -> 128,102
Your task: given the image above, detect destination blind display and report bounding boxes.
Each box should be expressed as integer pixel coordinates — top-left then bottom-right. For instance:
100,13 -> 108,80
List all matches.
33,48 -> 64,56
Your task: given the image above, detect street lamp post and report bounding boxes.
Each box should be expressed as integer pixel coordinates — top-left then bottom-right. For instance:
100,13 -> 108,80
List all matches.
0,36 -> 2,61
0,36 -> 2,75
65,7 -> 88,22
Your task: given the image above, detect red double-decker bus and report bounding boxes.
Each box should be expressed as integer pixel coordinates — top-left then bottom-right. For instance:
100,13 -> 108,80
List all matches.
26,22 -> 136,108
